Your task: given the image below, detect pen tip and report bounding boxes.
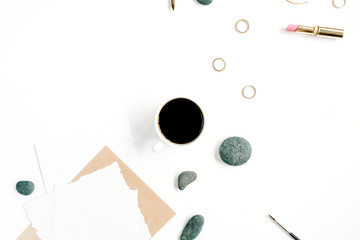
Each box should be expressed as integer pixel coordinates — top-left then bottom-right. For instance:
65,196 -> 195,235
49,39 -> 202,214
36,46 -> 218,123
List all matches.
171,0 -> 175,10
269,215 -> 275,221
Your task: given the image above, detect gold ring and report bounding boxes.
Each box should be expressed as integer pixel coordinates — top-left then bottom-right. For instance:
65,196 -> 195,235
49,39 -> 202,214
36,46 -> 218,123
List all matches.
242,85 -> 256,99
235,19 -> 250,34
212,58 -> 226,72
332,0 -> 346,8
286,0 -> 308,4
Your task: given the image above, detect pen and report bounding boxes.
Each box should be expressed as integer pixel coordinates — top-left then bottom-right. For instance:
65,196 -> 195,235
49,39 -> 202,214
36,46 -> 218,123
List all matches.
269,215 -> 300,240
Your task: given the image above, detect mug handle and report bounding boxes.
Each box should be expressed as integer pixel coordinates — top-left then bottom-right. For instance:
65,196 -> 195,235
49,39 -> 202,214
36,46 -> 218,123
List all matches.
153,141 -> 165,153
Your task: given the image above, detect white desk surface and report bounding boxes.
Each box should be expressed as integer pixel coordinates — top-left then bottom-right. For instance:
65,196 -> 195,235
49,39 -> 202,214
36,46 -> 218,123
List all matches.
1,0 -> 360,239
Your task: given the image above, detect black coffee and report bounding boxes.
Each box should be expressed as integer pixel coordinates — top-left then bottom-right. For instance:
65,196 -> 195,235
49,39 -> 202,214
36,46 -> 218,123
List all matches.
158,98 -> 204,144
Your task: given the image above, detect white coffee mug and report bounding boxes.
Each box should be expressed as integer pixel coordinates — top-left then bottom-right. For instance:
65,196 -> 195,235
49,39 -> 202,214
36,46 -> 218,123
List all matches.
153,98 -> 204,152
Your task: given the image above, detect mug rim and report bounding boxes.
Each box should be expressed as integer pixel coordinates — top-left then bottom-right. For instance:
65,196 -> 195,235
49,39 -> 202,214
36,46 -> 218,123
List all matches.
154,97 -> 204,147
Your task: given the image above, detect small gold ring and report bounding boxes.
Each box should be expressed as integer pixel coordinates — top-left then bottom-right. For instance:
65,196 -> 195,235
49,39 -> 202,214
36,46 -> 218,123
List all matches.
242,85 -> 256,99
212,58 -> 226,72
332,0 -> 346,8
286,0 -> 308,4
235,19 -> 250,34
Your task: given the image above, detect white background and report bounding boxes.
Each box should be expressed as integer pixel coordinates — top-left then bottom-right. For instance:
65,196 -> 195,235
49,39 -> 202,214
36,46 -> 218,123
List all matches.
1,0 -> 360,239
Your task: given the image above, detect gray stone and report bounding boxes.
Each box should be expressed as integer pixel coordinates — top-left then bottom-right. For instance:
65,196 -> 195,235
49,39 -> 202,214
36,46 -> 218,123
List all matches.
219,137 -> 252,166
180,215 -> 204,240
178,171 -> 197,190
196,0 -> 213,5
16,181 -> 35,196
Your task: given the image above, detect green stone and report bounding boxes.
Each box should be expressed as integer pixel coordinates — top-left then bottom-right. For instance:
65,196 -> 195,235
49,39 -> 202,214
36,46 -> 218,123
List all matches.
196,0 -> 213,5
180,215 -> 204,240
178,171 -> 197,190
16,181 -> 35,196
219,137 -> 252,166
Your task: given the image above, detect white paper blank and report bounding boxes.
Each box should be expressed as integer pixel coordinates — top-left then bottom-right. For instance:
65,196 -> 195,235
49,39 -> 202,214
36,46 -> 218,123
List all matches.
24,163 -> 151,240
35,123 -> 139,193
23,191 -> 55,240
51,163 -> 141,240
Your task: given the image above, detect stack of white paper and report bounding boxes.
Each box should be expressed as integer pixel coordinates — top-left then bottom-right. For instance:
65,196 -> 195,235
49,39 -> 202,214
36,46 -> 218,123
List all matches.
24,163 -> 151,240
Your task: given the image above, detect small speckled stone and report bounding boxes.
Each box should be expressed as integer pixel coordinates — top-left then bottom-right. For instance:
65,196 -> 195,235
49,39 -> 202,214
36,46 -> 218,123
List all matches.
178,171 -> 197,190
16,181 -> 35,196
180,215 -> 204,240
196,0 -> 213,5
219,137 -> 252,166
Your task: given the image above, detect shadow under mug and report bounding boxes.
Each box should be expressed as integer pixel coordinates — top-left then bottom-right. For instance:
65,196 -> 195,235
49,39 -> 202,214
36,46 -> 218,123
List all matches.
153,98 -> 204,152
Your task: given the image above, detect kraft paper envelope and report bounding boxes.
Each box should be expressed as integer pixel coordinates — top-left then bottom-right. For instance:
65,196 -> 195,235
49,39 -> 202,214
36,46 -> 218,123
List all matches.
18,146 -> 176,239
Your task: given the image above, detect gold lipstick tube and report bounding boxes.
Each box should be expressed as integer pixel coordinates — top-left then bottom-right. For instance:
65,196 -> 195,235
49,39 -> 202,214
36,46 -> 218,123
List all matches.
297,25 -> 344,38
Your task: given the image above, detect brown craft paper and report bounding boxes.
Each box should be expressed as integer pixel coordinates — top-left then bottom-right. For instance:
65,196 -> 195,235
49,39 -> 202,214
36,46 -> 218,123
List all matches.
18,146 -> 175,239
17,225 -> 40,240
